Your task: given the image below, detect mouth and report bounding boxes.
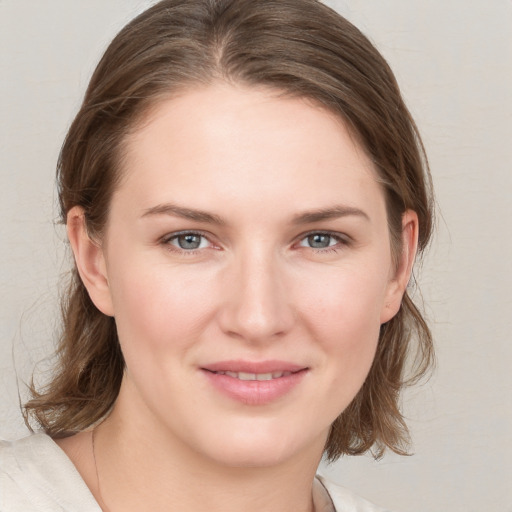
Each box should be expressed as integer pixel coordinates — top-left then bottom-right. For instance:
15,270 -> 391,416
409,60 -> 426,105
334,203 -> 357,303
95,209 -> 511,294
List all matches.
201,361 -> 308,405
201,359 -> 307,374
205,370 -> 298,381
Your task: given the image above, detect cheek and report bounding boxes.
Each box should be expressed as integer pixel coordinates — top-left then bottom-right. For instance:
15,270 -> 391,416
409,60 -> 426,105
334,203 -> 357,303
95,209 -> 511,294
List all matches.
107,259 -> 217,358
300,261 -> 389,332
298,265 -> 387,380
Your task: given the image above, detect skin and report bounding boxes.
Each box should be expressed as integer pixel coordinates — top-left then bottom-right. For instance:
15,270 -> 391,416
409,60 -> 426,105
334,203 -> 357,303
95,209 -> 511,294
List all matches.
60,83 -> 418,512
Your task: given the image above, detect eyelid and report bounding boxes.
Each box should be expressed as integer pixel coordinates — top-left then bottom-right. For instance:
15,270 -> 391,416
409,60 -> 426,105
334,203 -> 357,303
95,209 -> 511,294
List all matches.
160,229 -> 218,252
295,230 -> 352,249
161,229 -> 206,242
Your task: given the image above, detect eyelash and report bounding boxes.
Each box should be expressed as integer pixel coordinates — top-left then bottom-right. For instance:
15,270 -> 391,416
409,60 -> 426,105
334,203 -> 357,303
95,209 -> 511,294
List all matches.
160,230 -> 350,255
161,230 -> 212,256
297,231 -> 349,254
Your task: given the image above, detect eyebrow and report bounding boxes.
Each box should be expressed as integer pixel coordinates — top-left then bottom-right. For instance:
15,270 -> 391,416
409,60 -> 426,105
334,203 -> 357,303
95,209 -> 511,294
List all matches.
141,203 -> 226,225
292,205 -> 370,224
142,202 -> 369,226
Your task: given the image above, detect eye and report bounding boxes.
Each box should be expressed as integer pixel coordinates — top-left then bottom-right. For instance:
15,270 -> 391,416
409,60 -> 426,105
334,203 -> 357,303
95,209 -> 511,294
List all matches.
298,232 -> 344,250
165,232 -> 210,251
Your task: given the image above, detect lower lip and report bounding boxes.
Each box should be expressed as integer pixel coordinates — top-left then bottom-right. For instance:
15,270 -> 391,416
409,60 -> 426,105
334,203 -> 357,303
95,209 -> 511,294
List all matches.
202,369 -> 307,406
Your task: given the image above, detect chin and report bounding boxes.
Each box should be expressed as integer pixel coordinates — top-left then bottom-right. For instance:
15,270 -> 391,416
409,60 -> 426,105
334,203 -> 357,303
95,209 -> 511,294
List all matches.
207,442 -> 299,469
194,420 -> 326,470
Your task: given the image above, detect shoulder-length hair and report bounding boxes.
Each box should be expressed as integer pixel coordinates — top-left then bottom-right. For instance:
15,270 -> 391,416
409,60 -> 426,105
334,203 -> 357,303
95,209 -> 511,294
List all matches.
25,0 -> 434,460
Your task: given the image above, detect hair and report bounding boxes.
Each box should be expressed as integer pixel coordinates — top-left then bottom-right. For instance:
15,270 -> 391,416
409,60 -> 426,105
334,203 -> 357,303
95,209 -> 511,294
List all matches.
24,0 -> 434,461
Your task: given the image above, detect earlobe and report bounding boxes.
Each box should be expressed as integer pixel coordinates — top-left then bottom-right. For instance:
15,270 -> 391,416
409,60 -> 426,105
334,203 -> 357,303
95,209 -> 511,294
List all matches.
67,206 -> 114,317
380,210 -> 419,324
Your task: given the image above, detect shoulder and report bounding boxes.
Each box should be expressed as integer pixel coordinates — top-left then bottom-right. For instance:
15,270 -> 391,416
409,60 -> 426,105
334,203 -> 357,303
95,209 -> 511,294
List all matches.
317,475 -> 393,512
0,434 -> 100,512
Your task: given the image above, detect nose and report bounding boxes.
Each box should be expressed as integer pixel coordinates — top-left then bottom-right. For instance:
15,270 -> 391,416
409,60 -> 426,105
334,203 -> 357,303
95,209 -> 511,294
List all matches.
217,248 -> 295,343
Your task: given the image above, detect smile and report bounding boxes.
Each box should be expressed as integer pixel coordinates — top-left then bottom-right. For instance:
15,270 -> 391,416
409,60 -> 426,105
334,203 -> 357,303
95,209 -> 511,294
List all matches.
202,362 -> 308,405
210,371 -> 293,381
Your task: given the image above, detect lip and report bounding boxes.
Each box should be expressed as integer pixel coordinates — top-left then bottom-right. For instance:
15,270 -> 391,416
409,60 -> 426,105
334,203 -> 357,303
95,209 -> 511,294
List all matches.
203,359 -> 306,374
201,360 -> 308,406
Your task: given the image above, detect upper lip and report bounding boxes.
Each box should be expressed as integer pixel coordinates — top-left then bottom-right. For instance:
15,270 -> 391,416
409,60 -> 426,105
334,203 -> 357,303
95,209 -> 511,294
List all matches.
201,360 -> 307,374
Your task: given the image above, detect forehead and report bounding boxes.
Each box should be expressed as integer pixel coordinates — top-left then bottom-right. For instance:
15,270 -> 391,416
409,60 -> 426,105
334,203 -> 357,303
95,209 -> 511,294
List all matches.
116,83 -> 384,221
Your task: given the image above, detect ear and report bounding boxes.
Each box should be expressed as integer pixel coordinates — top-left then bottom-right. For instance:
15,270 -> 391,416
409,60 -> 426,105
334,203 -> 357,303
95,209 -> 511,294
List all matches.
67,206 -> 114,317
380,210 -> 419,324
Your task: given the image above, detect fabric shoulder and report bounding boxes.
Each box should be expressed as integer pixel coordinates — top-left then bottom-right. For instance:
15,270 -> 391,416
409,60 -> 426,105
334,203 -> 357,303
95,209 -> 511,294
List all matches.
317,475 -> 393,512
0,433 -> 101,512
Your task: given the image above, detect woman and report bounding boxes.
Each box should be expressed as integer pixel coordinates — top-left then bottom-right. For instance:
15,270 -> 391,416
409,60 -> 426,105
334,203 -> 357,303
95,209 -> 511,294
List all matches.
0,0 -> 434,510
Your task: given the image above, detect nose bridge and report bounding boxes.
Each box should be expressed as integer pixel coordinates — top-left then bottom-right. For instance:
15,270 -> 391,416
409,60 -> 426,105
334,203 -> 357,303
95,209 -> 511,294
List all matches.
220,243 -> 294,342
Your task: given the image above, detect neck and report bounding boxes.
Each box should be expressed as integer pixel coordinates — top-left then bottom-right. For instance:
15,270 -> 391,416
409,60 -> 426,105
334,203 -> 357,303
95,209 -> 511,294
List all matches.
92,382 -> 325,512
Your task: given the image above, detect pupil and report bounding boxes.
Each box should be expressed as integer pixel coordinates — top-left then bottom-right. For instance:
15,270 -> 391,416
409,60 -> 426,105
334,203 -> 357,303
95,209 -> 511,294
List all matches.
179,234 -> 201,249
308,234 -> 330,248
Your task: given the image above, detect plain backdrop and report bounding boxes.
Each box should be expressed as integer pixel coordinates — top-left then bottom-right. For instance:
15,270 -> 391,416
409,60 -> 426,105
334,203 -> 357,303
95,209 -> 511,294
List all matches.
1,1 -> 511,511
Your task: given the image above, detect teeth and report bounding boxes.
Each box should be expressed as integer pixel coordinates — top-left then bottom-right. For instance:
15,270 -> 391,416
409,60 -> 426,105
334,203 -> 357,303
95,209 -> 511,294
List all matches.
216,371 -> 291,381
238,372 -> 256,381
256,373 -> 273,381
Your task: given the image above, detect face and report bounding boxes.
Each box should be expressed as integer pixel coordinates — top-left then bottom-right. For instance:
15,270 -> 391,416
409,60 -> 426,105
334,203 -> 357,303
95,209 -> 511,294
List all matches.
73,83 -> 415,468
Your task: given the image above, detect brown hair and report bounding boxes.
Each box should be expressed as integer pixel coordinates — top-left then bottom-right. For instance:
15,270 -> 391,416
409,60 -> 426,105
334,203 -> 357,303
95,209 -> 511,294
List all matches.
24,0 -> 434,460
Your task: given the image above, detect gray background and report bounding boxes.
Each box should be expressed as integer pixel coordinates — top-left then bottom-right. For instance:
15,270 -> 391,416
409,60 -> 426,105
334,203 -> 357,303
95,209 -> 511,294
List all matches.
1,1 -> 511,511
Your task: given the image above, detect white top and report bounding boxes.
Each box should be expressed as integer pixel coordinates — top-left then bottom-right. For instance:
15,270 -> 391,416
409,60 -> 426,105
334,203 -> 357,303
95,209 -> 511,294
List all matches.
0,434 -> 389,511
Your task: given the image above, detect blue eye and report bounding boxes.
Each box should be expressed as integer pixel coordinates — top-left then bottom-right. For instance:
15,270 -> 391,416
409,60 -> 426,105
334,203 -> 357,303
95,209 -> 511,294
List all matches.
167,232 -> 209,250
299,233 -> 340,249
